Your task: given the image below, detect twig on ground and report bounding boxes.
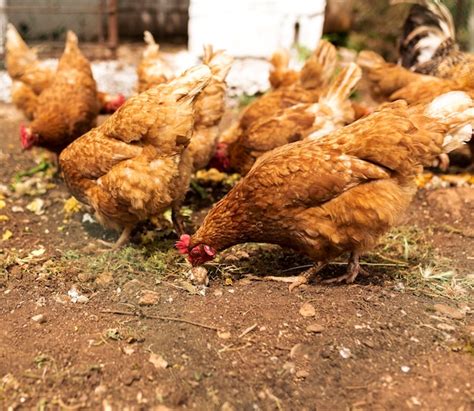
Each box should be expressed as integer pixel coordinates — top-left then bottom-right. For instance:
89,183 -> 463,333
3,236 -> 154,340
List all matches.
238,323 -> 257,338
100,309 -> 220,331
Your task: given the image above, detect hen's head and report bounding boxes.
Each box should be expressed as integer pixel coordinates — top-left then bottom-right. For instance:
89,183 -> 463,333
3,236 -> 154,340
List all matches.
208,142 -> 231,172
102,93 -> 126,114
176,234 -> 216,266
20,125 -> 39,150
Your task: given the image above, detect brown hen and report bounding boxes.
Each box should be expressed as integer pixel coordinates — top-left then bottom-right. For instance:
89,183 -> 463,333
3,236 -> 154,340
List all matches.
215,40 -> 338,170
136,31 -> 174,93
60,65 -> 211,248
228,63 -> 362,175
177,91 -> 474,290
20,31 -> 100,154
6,24 -> 124,119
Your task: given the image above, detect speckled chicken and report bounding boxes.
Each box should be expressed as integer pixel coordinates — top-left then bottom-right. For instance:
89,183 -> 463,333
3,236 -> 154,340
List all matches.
228,63 -> 362,175
394,0 -> 474,81
136,31 -> 174,93
20,31 -> 101,154
177,91 -> 474,290
60,65 -> 211,248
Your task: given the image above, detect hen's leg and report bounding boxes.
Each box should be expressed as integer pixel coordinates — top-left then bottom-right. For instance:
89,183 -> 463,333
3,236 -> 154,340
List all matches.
322,251 -> 368,284
260,261 -> 327,292
97,226 -> 132,250
172,205 -> 185,236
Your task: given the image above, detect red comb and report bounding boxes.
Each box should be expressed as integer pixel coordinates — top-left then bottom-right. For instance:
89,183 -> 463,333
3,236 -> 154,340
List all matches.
175,234 -> 191,254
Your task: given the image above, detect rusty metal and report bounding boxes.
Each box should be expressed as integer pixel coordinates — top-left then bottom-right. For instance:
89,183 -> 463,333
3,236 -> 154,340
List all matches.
107,0 -> 118,54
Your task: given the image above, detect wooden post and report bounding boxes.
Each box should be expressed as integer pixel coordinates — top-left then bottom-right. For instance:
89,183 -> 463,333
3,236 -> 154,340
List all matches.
98,0 -> 105,44
107,0 -> 118,54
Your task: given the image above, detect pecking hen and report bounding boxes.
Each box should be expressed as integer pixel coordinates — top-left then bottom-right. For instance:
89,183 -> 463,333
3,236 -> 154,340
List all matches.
59,65 -> 211,248
177,91 -> 474,290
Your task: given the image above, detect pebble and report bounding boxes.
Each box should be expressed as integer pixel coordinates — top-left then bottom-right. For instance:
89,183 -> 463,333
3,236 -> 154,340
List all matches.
299,302 -> 316,317
433,303 -> 464,320
31,314 -> 46,323
148,353 -> 168,369
306,323 -> 324,333
296,370 -> 309,379
138,290 -> 160,306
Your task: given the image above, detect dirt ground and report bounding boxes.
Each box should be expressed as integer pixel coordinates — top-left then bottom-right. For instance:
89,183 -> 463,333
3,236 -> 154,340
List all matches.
0,102 -> 473,410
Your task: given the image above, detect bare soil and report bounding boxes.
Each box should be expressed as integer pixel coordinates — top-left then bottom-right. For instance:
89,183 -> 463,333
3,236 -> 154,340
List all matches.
0,103 -> 473,410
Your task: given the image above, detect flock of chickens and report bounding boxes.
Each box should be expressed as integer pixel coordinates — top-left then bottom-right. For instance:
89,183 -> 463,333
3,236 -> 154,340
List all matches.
4,0 -> 474,290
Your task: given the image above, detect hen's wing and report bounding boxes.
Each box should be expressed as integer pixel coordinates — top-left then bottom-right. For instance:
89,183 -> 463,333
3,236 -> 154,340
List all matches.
101,65 -> 211,153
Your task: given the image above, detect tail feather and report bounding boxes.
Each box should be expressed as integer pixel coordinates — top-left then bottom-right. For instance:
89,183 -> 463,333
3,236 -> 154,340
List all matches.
6,23 -> 30,52
169,65 -> 212,101
144,31 -> 157,46
142,31 -> 160,59
270,48 -> 290,71
202,45 -> 233,81
392,0 -> 455,69
300,39 -> 337,89
425,91 -> 474,152
320,63 -> 362,106
64,30 -> 79,53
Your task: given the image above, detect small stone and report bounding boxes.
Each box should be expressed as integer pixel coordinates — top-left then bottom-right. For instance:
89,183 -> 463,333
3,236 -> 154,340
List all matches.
94,384 -> 107,396
149,353 -> 168,369
433,303 -> 464,320
306,323 -> 324,333
282,361 -> 296,374
31,314 -> 46,323
213,289 -> 223,297
401,365 -> 410,373
138,290 -> 160,306
363,339 -> 375,348
296,370 -> 309,379
217,331 -> 231,339
339,347 -> 351,359
299,302 -> 316,317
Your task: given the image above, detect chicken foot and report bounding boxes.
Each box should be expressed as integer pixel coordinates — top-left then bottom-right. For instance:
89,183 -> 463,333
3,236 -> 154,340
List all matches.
261,261 -> 327,292
97,226 -> 133,250
322,251 -> 368,284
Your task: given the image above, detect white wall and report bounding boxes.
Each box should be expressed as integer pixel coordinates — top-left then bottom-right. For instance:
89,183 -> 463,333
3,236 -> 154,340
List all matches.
188,0 -> 326,57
